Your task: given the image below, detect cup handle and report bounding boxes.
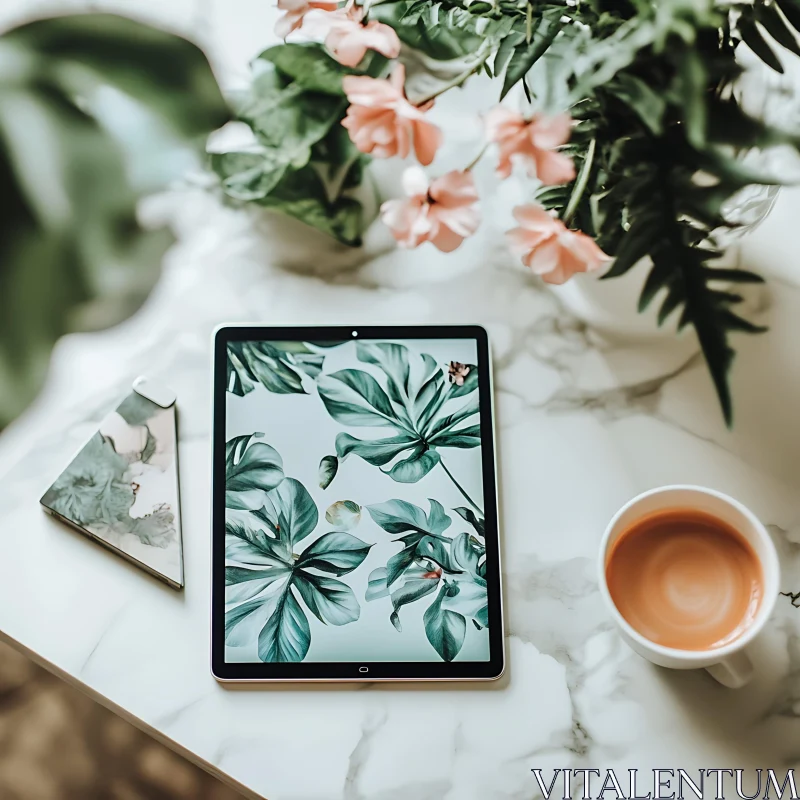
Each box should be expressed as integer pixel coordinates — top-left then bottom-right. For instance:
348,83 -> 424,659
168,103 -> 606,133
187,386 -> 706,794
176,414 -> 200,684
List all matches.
705,650 -> 753,689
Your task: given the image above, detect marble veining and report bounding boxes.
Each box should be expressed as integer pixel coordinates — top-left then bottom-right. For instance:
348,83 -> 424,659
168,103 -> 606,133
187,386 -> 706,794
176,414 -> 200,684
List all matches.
1,1 -> 800,798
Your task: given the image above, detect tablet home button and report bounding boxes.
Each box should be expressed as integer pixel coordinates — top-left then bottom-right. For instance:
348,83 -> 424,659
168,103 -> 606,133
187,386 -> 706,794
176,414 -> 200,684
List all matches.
359,666 -> 369,673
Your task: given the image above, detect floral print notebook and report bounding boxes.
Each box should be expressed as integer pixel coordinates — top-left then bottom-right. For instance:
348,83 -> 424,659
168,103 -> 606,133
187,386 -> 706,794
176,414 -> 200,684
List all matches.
40,383 -> 184,589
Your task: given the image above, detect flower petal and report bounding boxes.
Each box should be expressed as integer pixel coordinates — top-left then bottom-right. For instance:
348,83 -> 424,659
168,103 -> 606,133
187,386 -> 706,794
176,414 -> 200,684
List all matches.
431,225 -> 465,252
530,113 -> 573,149
484,106 -> 525,142
524,238 -> 562,277
563,229 -> 611,272
532,149 -> 576,185
429,170 -> 478,207
413,119 -> 442,166
512,203 -> 559,232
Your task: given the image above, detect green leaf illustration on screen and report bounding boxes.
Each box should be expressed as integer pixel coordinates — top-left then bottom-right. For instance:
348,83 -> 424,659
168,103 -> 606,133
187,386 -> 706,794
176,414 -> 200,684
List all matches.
316,342 -> 481,509
222,338 -> 489,665
364,499 -> 488,662
224,436 -> 372,662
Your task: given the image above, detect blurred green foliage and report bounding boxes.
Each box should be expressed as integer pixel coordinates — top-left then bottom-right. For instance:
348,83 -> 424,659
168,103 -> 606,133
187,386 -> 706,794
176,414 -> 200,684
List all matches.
0,13 -> 228,428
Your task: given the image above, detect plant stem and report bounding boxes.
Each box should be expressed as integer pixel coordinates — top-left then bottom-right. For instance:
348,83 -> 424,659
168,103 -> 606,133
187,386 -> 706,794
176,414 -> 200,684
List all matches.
415,44 -> 492,105
526,1 -> 533,43
439,458 -> 483,515
562,137 -> 596,228
464,143 -> 489,172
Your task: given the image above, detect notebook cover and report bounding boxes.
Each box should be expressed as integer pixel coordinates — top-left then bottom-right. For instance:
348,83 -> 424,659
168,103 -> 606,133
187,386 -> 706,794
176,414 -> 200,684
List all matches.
40,382 -> 184,589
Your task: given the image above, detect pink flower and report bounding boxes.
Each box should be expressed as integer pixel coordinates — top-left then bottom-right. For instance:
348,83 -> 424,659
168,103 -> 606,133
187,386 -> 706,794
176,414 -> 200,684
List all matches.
448,362 -> 470,386
380,167 -> 480,252
485,106 -> 576,184
507,204 -> 610,285
342,65 -> 442,166
274,0 -> 339,38
315,6 -> 401,67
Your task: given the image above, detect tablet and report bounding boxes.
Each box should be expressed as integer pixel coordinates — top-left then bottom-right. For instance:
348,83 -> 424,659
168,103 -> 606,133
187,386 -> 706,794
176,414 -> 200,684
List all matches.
212,325 -> 503,681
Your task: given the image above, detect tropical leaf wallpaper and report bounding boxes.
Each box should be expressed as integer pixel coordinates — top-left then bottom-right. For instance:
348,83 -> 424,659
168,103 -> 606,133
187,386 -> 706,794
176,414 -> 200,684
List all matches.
224,339 -> 489,663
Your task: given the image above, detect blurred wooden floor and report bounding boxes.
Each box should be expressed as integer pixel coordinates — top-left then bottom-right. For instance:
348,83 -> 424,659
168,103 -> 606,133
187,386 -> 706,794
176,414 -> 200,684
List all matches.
0,641 -> 243,800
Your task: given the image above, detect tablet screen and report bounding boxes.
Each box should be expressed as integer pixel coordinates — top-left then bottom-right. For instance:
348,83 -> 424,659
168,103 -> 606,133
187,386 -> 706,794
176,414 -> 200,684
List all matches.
222,333 -> 494,667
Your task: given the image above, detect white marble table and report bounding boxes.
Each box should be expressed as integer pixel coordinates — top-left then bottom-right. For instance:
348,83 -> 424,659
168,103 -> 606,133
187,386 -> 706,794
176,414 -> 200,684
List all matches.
3,1 -> 800,798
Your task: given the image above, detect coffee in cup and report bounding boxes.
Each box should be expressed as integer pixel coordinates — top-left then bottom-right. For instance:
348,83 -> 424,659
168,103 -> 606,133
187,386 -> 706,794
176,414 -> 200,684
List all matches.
598,486 -> 780,688
605,509 -> 763,651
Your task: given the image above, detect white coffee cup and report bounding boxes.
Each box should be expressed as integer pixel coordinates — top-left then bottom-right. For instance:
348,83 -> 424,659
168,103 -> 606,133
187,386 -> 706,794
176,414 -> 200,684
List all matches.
598,485 -> 780,688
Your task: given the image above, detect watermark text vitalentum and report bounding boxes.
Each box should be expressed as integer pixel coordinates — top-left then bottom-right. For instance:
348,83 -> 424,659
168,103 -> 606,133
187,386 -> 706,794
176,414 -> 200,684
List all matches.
531,769 -> 799,800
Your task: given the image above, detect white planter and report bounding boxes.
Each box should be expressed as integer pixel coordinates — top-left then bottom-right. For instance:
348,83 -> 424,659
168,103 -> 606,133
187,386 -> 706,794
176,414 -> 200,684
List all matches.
547,260 -> 679,341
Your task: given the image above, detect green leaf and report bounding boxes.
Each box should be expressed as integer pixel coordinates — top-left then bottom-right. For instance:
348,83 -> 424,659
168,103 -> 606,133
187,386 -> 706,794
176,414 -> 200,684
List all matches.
388,574 -> 440,631
718,309 -> 768,334
676,48 -> 707,148
294,573 -> 361,625
335,433 -> 418,465
638,257 -> 673,312
257,43 -> 356,96
237,69 -> 344,160
494,31 -> 524,79
256,165 -> 364,246
755,4 -> 800,57
225,434 -> 285,498
367,498 -> 452,536
318,454 -> 339,489
451,532 -> 482,575
607,73 -> 666,135
425,393 -> 480,439
366,567 -> 390,601
777,0 -> 800,34
501,18 -> 559,100
423,583 -> 467,662
442,576 -> 488,626
226,341 -> 324,397
256,477 -> 318,547
414,534 -> 460,575
227,469 -> 369,660
383,447 -> 441,483
431,426 -> 482,449
0,13 -> 226,429
5,14 -> 229,137
225,595 -> 274,646
318,369 -> 403,429
386,544 -> 418,588
225,511 -> 292,567
657,289 -> 683,326
453,507 -> 485,537
295,531 -> 372,575
321,343 -> 479,479
602,211 -> 661,279
324,500 -> 362,531
211,150 -> 290,201
355,341 -> 413,416
738,16 -> 784,73
258,583 -> 311,662
701,267 -> 765,284
372,5 -> 483,60
225,564 -> 291,605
